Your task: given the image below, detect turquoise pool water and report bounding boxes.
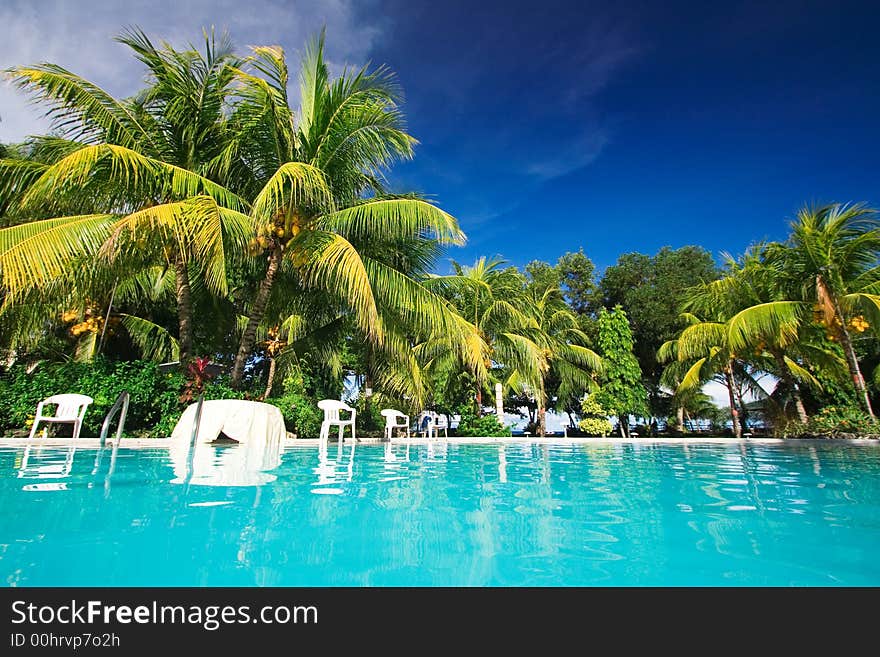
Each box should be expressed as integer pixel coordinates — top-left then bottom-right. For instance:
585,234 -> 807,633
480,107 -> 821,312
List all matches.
1,441 -> 878,586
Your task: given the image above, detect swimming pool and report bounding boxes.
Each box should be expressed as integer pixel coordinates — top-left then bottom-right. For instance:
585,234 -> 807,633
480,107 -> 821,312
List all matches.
1,441 -> 878,586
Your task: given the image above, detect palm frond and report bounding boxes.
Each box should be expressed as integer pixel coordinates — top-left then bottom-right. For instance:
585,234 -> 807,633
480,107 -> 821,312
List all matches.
119,313 -> 180,361
319,198 -> 464,245
4,63 -> 153,148
727,301 -> 804,353
0,214 -> 115,301
252,162 -> 333,222
19,144 -> 248,214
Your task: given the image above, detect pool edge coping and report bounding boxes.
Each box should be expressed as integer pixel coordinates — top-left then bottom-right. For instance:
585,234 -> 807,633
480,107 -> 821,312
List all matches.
0,436 -> 877,449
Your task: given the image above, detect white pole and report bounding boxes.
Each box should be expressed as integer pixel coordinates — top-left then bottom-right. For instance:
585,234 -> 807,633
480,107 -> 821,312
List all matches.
495,382 -> 504,421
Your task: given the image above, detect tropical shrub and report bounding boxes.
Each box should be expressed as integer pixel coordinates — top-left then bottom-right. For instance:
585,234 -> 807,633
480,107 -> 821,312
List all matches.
455,405 -> 510,437
350,394 -> 385,436
578,394 -> 613,436
0,360 -> 184,437
267,370 -> 324,439
782,406 -> 880,438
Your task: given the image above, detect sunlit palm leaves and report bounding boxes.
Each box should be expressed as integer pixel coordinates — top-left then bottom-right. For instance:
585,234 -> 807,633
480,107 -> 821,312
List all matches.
765,203 -> 880,416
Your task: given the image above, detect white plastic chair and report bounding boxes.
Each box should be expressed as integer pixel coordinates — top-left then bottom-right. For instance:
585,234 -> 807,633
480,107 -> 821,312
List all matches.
381,408 -> 410,440
317,399 -> 356,444
417,411 -> 448,439
433,413 -> 449,439
28,394 -> 93,440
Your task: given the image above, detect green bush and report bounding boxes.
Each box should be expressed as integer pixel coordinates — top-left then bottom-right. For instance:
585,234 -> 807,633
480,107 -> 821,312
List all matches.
578,394 -> 613,436
455,405 -> 510,437
782,405 -> 880,438
350,394 -> 385,435
0,360 -> 185,437
266,370 -> 323,438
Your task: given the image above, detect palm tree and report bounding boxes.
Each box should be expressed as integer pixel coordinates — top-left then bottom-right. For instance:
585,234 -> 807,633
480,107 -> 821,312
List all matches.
658,312 -> 748,437
427,256 -> 537,411
427,258 -> 601,434
1,29 -> 248,362
767,203 -> 880,418
688,247 -> 827,424
660,247 -> 848,433
2,30 -> 469,384
219,35 -> 468,388
518,286 -> 602,435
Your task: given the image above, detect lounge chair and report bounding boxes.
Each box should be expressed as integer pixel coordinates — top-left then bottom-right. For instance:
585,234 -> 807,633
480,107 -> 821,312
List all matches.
28,394 -> 93,440
318,399 -> 356,444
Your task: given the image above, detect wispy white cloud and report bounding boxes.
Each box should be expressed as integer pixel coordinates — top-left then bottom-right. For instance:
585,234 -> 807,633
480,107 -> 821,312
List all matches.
525,125 -> 611,181
0,0 -> 383,142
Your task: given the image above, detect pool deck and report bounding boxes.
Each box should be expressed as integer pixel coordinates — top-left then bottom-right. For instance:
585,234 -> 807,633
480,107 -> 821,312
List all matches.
0,435 -> 876,449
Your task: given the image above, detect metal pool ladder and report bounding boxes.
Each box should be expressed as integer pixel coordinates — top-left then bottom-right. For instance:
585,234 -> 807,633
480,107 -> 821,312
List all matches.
99,391 -> 131,447
92,391 -> 130,479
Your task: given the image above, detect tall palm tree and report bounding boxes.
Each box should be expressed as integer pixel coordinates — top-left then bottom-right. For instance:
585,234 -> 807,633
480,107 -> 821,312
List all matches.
427,256 -> 536,411
767,203 -> 880,417
217,35 -> 468,387
517,286 -> 602,435
1,30 -> 470,384
688,246 -> 837,424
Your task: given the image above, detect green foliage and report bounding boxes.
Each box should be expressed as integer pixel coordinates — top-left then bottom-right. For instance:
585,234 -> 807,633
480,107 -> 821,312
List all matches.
267,369 -> 324,438
455,405 -> 510,437
430,369 -> 477,418
352,394 -> 385,435
578,394 -> 612,436
525,249 -> 597,315
783,406 -> 880,438
0,359 -> 184,437
556,249 -> 598,315
599,246 -> 718,398
524,260 -> 560,296
594,306 -> 649,419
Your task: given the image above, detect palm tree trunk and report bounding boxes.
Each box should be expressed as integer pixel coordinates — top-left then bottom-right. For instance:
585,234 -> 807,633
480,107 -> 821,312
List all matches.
724,365 -> 742,438
263,357 -> 277,399
618,414 -> 628,437
231,247 -> 283,389
816,274 -> 875,419
537,407 -> 546,437
771,350 -> 808,424
735,385 -> 748,430
173,258 -> 193,363
476,386 -> 482,414
830,299 -> 875,418
676,406 -> 685,433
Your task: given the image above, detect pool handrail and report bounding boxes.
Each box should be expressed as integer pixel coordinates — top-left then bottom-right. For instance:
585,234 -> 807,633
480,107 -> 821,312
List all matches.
99,391 -> 130,447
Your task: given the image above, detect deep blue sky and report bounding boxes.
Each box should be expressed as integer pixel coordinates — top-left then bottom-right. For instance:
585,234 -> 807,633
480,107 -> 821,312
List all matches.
2,0 -> 878,273
370,0 -> 880,271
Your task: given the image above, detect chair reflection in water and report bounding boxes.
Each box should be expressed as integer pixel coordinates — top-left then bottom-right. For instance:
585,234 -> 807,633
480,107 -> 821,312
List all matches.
315,437 -> 356,487
18,445 -> 77,491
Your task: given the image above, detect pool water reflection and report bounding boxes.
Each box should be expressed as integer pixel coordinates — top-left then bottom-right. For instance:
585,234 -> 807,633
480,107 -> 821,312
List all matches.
0,442 -> 878,586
